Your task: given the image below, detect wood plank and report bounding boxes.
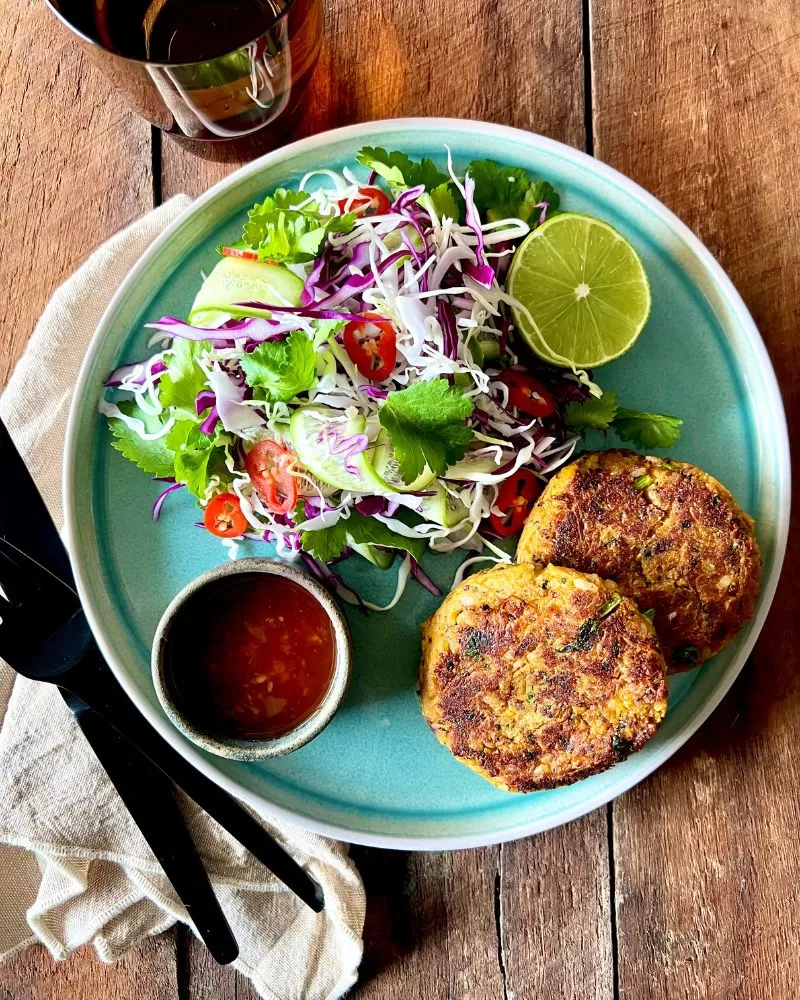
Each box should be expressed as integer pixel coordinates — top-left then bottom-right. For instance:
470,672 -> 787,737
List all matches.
591,1 -> 800,996
501,810 -> 613,1000
0,934 -> 178,999
0,0 -> 152,390
349,846 -> 504,999
160,0 -> 586,198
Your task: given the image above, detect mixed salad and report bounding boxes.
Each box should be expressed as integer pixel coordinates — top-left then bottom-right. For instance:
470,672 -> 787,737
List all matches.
101,147 -> 682,609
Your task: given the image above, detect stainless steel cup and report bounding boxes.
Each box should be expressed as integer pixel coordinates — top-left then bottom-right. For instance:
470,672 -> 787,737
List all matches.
44,0 -> 323,141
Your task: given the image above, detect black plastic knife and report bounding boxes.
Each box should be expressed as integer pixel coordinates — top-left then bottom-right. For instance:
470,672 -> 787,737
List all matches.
0,419 -> 240,963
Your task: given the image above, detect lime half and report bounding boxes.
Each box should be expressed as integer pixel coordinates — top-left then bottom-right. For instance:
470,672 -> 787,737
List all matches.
507,213 -> 651,368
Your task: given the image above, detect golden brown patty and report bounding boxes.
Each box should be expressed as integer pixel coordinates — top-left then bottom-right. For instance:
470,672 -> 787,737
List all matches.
516,450 -> 761,671
419,563 -> 668,792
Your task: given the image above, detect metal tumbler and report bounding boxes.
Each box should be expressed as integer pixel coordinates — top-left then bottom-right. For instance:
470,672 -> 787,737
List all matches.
44,0 -> 323,141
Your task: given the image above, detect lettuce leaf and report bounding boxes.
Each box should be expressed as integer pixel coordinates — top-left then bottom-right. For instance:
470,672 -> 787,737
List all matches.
158,339 -> 211,418
166,421 -> 229,498
240,189 -> 355,264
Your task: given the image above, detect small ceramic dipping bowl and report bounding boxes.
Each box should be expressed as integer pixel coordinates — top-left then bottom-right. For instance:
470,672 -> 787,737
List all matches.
152,558 -> 352,761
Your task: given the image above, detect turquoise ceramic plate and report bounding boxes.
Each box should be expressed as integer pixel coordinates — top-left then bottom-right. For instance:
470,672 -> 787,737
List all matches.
64,120 -> 790,848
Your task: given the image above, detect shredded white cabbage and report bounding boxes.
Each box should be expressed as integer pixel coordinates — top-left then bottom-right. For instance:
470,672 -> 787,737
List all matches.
100,153 -> 589,607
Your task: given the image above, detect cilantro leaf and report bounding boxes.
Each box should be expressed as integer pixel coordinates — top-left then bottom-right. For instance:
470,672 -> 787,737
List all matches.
240,330 -> 317,403
563,391 -> 683,449
107,400 -> 176,478
377,380 -> 474,483
356,147 -> 449,192
358,148 -> 463,222
466,160 -> 560,223
299,510 -> 426,564
613,408 -> 683,449
564,391 -> 619,431
166,421 -> 229,498
301,519 -> 348,564
423,182 -> 461,221
240,188 -> 355,264
159,339 -> 211,418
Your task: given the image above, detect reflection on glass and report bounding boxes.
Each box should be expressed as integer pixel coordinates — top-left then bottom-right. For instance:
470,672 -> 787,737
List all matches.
46,0 -> 323,141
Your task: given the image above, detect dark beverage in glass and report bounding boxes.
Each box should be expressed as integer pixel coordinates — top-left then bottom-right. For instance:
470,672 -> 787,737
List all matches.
45,0 -> 323,141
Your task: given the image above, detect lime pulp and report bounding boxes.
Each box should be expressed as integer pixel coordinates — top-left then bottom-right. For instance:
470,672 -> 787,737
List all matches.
507,213 -> 651,369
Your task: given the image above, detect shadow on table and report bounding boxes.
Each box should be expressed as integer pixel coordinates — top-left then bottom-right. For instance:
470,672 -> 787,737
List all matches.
349,846 -> 453,991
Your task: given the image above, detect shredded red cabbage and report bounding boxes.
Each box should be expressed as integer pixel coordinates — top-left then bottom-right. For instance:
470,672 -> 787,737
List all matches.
437,299 -> 459,360
409,557 -> 442,596
328,432 -> 369,474
354,496 -> 393,516
146,316 -> 303,343
152,481 -> 184,521
105,359 -> 167,387
358,385 -> 389,400
391,185 -> 425,213
463,173 -> 495,289
535,201 -> 550,227
200,405 -> 219,435
301,255 -> 327,306
195,389 -> 216,415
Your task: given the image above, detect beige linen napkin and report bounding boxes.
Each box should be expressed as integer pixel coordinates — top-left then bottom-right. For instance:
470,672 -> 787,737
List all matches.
0,198 -> 365,999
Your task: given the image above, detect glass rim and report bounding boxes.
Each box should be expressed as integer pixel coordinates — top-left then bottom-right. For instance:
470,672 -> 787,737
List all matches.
43,0 -> 298,69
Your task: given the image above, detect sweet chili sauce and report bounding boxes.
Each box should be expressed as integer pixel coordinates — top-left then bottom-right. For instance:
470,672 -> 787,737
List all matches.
168,574 -> 336,741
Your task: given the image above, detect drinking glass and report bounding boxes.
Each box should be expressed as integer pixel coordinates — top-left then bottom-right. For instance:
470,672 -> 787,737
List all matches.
44,0 -> 323,142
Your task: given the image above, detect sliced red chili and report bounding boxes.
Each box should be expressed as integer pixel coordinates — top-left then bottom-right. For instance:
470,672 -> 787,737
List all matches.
489,469 -> 542,537
204,492 -> 247,538
220,246 -> 279,265
337,186 -> 391,216
498,370 -> 557,418
343,313 -> 397,382
221,246 -> 260,261
245,440 -> 298,514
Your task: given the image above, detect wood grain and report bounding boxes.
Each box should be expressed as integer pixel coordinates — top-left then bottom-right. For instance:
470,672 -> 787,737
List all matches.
0,0 -> 151,391
0,934 -> 178,1000
160,0 -> 586,198
8,0 -> 799,996
501,811 -> 613,1000
350,847 -> 505,999
591,1 -> 800,996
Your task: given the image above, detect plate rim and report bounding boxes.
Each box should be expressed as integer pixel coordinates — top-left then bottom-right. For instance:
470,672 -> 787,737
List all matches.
63,117 -> 791,850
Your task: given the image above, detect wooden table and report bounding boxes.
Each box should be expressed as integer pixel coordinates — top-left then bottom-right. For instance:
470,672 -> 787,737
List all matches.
1,0 -> 798,996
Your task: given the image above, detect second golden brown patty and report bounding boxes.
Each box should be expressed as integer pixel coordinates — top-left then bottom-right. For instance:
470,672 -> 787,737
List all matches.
516,450 -> 761,670
419,563 -> 668,792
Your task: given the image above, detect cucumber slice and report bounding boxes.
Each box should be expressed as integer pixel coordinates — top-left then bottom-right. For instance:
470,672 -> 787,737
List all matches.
446,447 -> 506,480
289,405 -> 387,495
297,471 -> 338,500
467,330 -> 501,368
419,484 -> 469,527
189,258 -> 304,326
369,430 -> 437,493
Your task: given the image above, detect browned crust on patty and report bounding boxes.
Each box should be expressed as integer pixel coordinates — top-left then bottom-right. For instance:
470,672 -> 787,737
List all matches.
419,563 -> 668,793
516,449 -> 761,671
